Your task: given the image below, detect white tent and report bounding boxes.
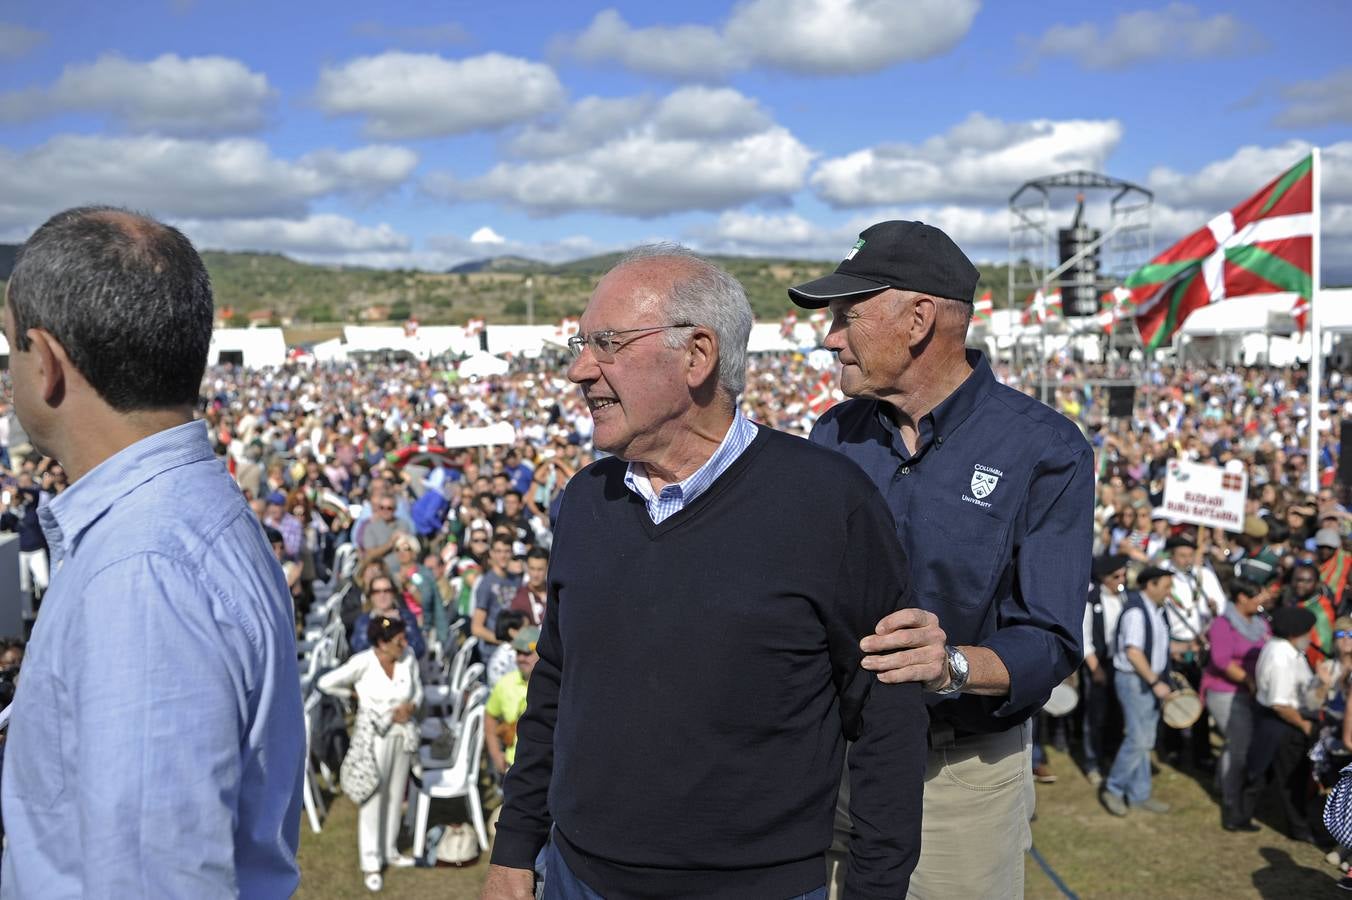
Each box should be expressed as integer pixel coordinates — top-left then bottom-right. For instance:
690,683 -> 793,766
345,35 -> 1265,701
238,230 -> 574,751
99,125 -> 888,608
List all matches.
309,337 -> 348,363
210,328 -> 286,369
457,352 -> 510,379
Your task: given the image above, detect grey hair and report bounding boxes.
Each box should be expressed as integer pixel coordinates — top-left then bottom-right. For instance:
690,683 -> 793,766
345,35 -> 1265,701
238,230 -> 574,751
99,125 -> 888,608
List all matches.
613,242 -> 753,399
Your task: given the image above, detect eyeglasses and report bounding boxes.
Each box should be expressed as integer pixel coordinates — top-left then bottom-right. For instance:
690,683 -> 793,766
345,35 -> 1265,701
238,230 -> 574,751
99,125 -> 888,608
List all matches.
370,586 -> 396,595
378,504 -> 395,511
567,323 -> 694,363
1337,631 -> 1352,639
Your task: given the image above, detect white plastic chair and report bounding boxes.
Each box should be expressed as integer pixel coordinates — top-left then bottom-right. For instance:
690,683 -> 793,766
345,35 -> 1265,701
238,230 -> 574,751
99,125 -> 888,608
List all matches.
409,704 -> 487,857
301,691 -> 328,834
332,542 -> 358,585
425,638 -> 478,713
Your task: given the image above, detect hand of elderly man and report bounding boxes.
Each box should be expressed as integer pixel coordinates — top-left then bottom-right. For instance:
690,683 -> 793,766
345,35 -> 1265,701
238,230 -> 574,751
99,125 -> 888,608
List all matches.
859,608 -> 949,688
481,864 -> 535,900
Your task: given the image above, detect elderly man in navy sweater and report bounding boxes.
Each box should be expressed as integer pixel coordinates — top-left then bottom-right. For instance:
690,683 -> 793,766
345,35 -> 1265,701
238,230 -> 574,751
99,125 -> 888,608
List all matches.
482,245 -> 927,900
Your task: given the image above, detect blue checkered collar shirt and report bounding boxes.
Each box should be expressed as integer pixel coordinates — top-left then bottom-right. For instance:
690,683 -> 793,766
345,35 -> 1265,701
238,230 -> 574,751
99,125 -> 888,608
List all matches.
623,410 -> 759,524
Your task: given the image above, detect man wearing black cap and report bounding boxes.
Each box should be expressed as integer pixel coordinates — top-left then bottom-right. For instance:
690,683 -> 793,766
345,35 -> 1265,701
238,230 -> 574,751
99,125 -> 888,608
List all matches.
1160,533 -> 1225,770
1102,566 -> 1176,817
790,221 -> 1093,896
1081,554 -> 1128,786
1235,606 -> 1319,839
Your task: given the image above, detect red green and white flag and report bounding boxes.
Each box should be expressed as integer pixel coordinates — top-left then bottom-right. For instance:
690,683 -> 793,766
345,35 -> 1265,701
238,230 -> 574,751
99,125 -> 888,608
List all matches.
1021,288 -> 1063,325
1131,153 -> 1314,350
973,290 -> 993,326
1021,289 -> 1044,325
1094,287 -> 1134,334
1291,294 -> 1310,334
1045,288 -> 1063,318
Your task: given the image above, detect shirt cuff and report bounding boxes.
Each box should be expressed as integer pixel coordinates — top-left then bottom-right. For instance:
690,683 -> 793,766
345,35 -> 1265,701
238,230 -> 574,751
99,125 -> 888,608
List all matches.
490,825 -> 547,871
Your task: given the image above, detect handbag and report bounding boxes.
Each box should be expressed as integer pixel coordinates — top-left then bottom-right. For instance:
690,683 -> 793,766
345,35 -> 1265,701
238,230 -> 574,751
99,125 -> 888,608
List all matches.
434,823 -> 481,867
339,710 -> 383,805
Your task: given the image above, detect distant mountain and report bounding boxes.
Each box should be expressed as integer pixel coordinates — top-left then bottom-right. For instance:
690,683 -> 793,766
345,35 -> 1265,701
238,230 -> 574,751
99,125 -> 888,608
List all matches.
448,255 -> 547,274
0,244 -> 1062,327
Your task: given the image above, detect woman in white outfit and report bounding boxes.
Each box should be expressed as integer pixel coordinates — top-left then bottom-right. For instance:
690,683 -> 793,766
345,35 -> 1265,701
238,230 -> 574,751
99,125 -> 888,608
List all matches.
319,610 -> 423,892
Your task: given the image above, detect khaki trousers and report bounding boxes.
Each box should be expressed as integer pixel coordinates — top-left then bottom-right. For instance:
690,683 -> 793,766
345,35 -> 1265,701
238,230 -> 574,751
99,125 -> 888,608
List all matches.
827,721 -> 1034,899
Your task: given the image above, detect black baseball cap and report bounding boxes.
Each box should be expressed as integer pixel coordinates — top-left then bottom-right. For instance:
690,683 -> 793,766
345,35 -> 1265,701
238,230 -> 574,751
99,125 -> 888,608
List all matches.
1272,606 -> 1315,639
788,220 -> 980,308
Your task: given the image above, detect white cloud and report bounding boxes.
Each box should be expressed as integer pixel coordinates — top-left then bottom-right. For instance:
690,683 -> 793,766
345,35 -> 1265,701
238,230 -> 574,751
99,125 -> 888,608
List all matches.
0,22 -> 45,60
690,207 -> 1009,261
811,113 -> 1123,207
1275,68 -> 1352,128
315,52 -> 564,139
470,226 -> 506,244
1146,140 -> 1352,210
0,135 -> 417,229
724,0 -> 980,75
650,86 -> 772,139
560,9 -> 740,80
1027,3 -> 1259,70
507,95 -> 651,158
433,88 -> 812,217
0,53 -> 275,135
557,0 -> 980,79
179,214 -> 412,256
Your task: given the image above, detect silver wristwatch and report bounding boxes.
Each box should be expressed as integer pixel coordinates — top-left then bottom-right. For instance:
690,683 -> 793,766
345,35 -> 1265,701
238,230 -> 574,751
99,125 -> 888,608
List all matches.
934,645 -> 970,695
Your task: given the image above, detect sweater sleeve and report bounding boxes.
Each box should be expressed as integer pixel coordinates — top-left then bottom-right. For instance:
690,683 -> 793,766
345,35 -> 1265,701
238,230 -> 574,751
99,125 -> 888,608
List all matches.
829,492 -> 926,899
491,536 -> 565,869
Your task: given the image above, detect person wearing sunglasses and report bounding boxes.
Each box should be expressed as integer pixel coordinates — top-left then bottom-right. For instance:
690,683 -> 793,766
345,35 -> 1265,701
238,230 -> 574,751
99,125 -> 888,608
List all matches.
484,246 -> 923,900
350,574 -> 425,660
359,490 -> 413,575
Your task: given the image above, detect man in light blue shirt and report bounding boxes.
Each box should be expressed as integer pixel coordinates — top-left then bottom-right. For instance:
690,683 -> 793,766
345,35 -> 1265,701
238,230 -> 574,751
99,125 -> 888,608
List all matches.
1,207 -> 305,898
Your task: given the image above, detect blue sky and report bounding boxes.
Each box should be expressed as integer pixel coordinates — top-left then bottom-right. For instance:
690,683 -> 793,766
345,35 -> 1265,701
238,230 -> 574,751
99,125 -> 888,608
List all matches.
2,1 -> 1350,278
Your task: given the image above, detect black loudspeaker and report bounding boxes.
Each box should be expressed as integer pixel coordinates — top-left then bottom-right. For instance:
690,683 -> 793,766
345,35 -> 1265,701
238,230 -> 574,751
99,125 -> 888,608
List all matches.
1340,420 -> 1352,491
1107,385 -> 1136,418
479,328 -> 489,352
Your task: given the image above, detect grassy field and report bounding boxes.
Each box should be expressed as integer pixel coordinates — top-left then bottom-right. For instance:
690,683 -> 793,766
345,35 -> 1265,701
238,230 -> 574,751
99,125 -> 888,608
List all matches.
297,746 -> 1342,899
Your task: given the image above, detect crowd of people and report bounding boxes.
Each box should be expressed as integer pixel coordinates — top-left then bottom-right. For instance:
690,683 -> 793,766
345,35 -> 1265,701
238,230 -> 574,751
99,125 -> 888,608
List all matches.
2,207 -> 1350,898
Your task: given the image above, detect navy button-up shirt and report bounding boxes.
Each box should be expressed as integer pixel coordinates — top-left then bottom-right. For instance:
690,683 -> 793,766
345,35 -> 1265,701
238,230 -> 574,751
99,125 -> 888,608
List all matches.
811,350 -> 1093,734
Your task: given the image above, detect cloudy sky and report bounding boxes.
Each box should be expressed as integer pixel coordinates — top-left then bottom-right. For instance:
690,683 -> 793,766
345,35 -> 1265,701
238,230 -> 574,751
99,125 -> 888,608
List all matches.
2,0 -> 1350,279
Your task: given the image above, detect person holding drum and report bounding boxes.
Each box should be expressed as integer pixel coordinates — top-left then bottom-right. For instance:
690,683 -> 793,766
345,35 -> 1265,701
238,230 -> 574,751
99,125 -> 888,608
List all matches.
1202,578 -> 1272,831
1101,566 -> 1176,817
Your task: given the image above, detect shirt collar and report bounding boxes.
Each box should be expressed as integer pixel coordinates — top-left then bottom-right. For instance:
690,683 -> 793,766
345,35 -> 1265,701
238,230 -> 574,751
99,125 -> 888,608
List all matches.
624,410 -> 754,504
40,420 -> 215,560
872,349 -> 994,456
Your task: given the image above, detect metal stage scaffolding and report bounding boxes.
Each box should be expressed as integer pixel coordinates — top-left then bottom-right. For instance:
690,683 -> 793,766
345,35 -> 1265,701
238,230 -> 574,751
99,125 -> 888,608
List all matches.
1008,170 -> 1154,402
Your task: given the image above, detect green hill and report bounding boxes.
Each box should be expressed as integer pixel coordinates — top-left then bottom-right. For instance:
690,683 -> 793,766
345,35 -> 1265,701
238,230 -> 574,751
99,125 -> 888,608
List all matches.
0,245 -> 1025,325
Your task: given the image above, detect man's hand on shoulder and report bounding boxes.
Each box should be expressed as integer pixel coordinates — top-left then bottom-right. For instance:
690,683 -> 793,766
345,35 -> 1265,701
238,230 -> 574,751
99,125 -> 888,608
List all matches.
480,864 -> 535,900
859,608 -> 948,688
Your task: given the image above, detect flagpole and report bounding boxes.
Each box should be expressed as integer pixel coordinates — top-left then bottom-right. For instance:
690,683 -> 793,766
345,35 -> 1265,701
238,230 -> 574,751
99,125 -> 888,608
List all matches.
1309,146 -> 1322,494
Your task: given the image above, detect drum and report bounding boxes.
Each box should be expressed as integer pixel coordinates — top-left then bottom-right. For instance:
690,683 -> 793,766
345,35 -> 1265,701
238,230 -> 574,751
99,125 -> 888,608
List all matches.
1043,676 -> 1079,717
1161,672 -> 1202,729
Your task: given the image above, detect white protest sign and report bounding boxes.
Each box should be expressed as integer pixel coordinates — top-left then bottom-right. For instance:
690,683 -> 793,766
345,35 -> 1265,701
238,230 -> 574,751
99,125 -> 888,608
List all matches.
1161,459 -> 1247,532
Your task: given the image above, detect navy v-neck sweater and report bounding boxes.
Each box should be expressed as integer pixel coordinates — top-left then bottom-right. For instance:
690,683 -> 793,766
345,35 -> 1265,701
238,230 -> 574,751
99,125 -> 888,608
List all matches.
493,426 -> 927,898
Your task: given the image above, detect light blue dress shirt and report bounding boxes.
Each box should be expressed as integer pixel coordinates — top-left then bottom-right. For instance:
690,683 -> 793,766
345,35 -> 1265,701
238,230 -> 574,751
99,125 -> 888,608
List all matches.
623,412 -> 759,524
1,420 -> 305,898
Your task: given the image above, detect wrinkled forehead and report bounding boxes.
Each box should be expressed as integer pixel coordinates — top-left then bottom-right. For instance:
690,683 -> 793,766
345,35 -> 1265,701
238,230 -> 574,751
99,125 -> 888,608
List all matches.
584,263 -> 672,328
